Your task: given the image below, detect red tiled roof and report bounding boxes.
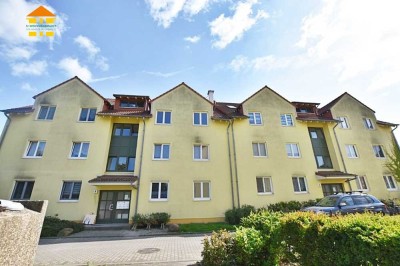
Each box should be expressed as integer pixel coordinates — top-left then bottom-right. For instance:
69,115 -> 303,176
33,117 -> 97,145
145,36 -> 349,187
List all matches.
316,171 -> 357,177
377,120 -> 398,127
113,94 -> 150,99
296,112 -> 338,123
213,102 -> 248,120
1,105 -> 34,114
97,108 -> 152,117
88,175 -> 138,183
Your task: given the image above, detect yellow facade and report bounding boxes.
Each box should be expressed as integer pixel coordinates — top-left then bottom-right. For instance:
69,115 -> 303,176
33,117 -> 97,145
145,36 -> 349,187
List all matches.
0,77 -> 398,223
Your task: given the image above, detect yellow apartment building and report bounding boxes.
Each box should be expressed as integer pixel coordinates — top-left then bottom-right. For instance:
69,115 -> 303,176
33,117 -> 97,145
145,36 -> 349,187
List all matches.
0,77 -> 398,223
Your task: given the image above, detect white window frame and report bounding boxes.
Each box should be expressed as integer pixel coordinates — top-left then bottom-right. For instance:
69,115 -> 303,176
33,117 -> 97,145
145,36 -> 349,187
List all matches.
37,105 -> 56,120
337,116 -> 350,129
24,141 -> 46,158
345,144 -> 359,158
252,142 -> 268,157
155,111 -> 172,125
383,175 -> 397,190
193,112 -> 208,126
280,114 -> 294,126
355,176 -> 369,191
193,181 -> 211,201
78,108 -> 97,122
193,144 -> 209,160
248,112 -> 263,125
363,117 -> 375,130
372,145 -> 385,158
256,177 -> 273,195
69,142 -> 90,159
292,176 -> 308,193
59,181 -> 82,202
153,144 -> 170,160
286,143 -> 301,158
149,181 -> 169,201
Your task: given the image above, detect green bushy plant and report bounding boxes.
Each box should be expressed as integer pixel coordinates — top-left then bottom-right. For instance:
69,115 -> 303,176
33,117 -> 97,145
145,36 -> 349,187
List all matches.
225,204 -> 255,225
202,229 -> 235,266
234,226 -> 266,266
266,199 -> 320,213
132,212 -> 171,229
41,216 -> 84,237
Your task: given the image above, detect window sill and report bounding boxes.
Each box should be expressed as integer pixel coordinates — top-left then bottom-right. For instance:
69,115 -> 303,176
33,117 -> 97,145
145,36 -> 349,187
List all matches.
281,125 -> 294,127
249,124 -> 263,126
155,123 -> 172,126
287,156 -> 301,159
253,156 -> 268,158
149,199 -> 168,202
387,188 -> 398,191
77,121 -> 95,123
22,156 -> 43,159
193,159 -> 209,161
69,157 -> 88,160
193,124 -> 209,127
294,191 -> 308,194
257,192 -> 273,195
58,200 -> 79,203
193,198 -> 211,201
152,158 -> 170,161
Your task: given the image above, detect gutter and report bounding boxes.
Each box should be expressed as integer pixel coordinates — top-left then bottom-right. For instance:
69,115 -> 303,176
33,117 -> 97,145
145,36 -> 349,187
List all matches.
226,120 -> 235,209
333,122 -> 352,190
134,116 -> 146,216
231,120 -> 241,207
0,113 -> 10,150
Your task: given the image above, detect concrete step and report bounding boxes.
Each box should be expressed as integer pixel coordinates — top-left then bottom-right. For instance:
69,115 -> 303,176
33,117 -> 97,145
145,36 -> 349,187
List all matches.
84,224 -> 131,231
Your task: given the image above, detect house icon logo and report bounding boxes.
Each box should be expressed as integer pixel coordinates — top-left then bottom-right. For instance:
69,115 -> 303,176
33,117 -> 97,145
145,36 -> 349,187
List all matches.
26,6 -> 56,37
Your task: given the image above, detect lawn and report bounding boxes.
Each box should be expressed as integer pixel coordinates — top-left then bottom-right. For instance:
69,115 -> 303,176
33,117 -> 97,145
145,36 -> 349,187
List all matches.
179,222 -> 235,233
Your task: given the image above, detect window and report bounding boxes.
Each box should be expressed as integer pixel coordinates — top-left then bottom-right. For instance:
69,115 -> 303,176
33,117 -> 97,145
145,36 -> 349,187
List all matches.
286,143 -> 300,158
150,182 -> 168,200
70,142 -> 89,158
252,143 -> 267,157
11,181 -> 34,200
383,175 -> 397,190
280,114 -> 294,126
79,108 -> 96,122
338,117 -> 349,129
113,124 -> 139,136
193,112 -> 208,126
153,144 -> 170,160
194,145 -> 209,160
249,112 -> 262,125
345,145 -> 358,158
256,177 -> 273,194
25,141 -> 46,157
193,181 -> 210,200
292,177 -> 307,193
156,111 -> 171,124
363,118 -> 375,129
120,101 -> 143,108
37,105 -> 56,120
355,176 -> 369,191
107,157 -> 135,172
60,181 -> 82,200
373,145 -> 385,158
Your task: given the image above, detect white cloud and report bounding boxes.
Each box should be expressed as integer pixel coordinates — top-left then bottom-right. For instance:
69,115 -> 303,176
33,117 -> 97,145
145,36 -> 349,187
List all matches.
210,0 -> 268,49
90,74 -> 126,83
21,82 -> 36,91
1,45 -> 37,61
11,60 -> 48,76
296,0 -> 400,92
73,35 -> 109,71
184,35 -> 201,43
228,54 -> 295,72
145,0 -> 213,28
57,57 -> 92,82
143,67 -> 194,78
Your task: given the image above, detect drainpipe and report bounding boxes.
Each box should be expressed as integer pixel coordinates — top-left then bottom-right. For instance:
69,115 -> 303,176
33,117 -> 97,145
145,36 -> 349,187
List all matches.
0,113 -> 10,150
391,125 -> 399,149
231,120 -> 241,207
134,117 -> 146,216
226,120 -> 235,209
333,122 -> 352,190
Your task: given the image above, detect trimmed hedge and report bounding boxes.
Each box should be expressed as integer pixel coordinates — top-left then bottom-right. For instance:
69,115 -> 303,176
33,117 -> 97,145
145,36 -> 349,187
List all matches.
224,205 -> 255,225
132,212 -> 170,228
266,199 -> 320,212
202,211 -> 400,266
41,216 -> 84,237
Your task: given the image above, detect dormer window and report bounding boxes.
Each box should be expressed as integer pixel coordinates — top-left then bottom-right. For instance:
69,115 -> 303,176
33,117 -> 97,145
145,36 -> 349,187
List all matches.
296,107 -> 313,113
120,101 -> 144,108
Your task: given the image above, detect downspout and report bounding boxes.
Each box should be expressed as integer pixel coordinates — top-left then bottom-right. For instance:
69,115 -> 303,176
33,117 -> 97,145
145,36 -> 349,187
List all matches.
134,116 -> 146,216
333,122 -> 352,190
226,120 -> 235,209
0,113 -> 10,149
391,125 -> 399,149
231,120 -> 241,207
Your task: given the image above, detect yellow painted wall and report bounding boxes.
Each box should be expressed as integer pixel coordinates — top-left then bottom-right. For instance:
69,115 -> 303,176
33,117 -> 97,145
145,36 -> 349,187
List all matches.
330,94 -> 400,199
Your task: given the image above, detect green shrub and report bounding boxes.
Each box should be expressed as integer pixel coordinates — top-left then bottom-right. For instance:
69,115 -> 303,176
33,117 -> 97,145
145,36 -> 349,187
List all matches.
267,199 -> 320,212
132,212 -> 171,228
234,226 -> 266,266
151,212 -> 171,225
225,204 -> 255,225
202,230 -> 235,266
41,216 -> 84,237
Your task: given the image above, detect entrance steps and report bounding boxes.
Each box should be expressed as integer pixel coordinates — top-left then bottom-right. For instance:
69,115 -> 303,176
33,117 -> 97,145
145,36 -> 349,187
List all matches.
84,224 -> 131,231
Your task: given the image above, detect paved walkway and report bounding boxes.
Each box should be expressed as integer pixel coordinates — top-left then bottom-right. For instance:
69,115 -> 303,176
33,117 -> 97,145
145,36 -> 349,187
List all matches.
35,232 -> 205,266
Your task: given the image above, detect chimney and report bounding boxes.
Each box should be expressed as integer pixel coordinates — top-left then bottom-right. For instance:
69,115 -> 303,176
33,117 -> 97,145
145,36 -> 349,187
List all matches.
207,90 -> 214,102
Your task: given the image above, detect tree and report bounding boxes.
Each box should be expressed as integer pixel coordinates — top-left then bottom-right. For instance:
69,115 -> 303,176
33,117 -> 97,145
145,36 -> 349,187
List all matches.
385,138 -> 400,182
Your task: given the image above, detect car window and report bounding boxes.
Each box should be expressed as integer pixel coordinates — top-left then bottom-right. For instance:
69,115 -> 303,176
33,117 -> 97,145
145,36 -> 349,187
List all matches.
339,197 -> 354,206
317,196 -> 340,207
365,196 -> 375,203
352,196 -> 369,205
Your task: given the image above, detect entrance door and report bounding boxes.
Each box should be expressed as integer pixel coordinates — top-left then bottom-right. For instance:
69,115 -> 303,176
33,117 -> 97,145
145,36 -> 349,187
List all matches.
97,191 -> 131,223
321,184 -> 344,197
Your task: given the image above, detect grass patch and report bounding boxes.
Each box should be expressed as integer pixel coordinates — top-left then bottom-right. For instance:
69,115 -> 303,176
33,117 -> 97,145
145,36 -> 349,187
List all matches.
179,222 -> 235,233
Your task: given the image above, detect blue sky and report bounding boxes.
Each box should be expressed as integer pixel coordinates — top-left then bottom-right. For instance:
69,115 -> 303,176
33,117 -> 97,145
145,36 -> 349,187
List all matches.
1,0 -> 400,138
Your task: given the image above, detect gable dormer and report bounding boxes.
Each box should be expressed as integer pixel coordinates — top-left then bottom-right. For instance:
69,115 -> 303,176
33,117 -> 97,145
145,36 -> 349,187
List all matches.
113,94 -> 150,111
